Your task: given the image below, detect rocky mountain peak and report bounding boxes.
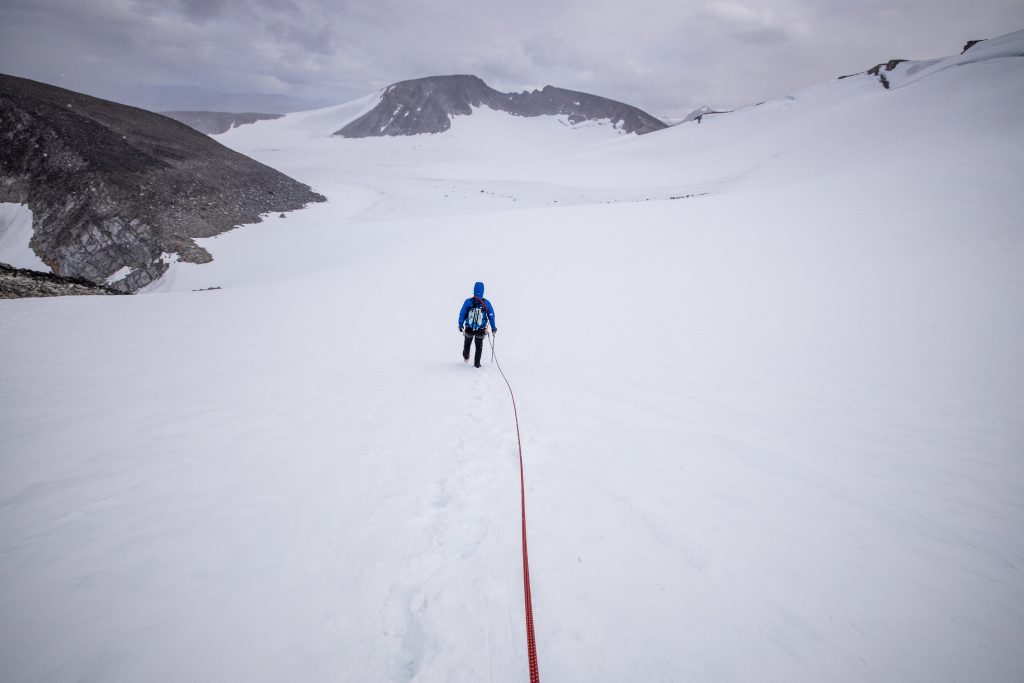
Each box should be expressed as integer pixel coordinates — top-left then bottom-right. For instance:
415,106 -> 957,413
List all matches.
0,73 -> 325,292
335,75 -> 667,137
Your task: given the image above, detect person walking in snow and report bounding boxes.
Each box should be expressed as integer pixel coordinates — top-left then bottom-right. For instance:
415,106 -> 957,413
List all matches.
458,281 -> 497,368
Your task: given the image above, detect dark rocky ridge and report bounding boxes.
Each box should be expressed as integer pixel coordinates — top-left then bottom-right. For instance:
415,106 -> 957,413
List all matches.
1,261 -> 128,299
162,111 -> 283,135
336,75 -> 667,138
962,39 -> 986,54
0,74 -> 324,292
838,59 -> 907,89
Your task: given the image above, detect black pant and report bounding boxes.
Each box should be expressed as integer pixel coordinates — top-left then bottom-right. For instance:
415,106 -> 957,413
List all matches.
463,328 -> 486,366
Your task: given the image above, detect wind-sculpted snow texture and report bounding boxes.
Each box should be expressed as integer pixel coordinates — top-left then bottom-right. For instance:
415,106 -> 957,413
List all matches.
0,74 -> 324,292
335,74 -> 667,137
2,30 -> 1024,683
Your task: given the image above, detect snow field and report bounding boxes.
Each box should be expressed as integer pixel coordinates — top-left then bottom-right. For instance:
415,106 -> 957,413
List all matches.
2,30 -> 1024,682
0,281 -> 528,681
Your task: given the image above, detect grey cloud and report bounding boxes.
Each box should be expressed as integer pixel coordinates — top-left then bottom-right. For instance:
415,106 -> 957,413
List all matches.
521,33 -> 590,70
177,0 -> 230,22
2,0 -> 1023,117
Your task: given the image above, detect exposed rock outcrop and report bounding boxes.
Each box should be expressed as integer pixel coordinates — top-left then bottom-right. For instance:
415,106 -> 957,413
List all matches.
866,60 -> 908,89
0,261 -> 128,299
162,111 -> 283,135
962,39 -> 986,54
0,73 -> 325,292
335,75 -> 667,138
679,106 -> 732,124
838,59 -> 907,89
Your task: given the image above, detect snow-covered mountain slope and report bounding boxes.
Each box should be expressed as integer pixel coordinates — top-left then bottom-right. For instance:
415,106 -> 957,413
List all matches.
333,75 -> 667,138
2,31 -> 1023,683
851,29 -> 1024,91
210,98 -> 650,227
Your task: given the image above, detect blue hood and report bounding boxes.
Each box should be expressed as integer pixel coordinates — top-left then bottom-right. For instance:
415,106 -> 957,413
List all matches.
473,281 -> 485,297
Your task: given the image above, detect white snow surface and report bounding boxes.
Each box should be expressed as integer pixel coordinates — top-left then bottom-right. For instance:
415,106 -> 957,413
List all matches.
0,203 -> 48,271
2,32 -> 1024,682
104,266 -> 133,285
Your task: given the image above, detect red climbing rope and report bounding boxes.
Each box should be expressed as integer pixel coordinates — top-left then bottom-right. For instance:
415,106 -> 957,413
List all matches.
488,331 -> 540,683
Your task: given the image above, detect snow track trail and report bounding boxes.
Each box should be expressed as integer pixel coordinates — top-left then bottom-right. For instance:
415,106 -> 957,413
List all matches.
375,367 -> 527,682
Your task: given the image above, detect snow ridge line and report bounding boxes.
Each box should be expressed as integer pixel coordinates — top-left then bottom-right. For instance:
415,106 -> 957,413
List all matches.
488,331 -> 541,683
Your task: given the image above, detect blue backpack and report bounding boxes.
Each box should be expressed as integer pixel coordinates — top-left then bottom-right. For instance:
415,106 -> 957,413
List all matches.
465,297 -> 489,331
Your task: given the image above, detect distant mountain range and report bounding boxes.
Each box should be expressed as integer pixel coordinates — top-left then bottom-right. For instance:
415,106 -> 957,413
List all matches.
112,84 -> 329,115
3,72 -> 676,295
0,73 -> 324,292
162,111 -> 284,135
1,33 -> 1012,297
335,75 -> 668,137
159,75 -> 669,139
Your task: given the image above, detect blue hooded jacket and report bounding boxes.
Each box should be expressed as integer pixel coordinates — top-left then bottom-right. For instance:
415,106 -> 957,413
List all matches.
459,281 -> 497,332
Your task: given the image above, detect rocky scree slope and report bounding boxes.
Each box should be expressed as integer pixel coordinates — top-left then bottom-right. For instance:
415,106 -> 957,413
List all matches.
0,262 -> 128,299
335,75 -> 667,137
0,74 -> 324,292
162,111 -> 284,135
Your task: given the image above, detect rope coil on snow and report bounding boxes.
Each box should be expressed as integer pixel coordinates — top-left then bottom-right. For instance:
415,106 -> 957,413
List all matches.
487,330 -> 540,683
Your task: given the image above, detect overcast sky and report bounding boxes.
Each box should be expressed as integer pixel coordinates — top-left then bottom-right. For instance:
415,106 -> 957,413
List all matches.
2,0 -> 1023,116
